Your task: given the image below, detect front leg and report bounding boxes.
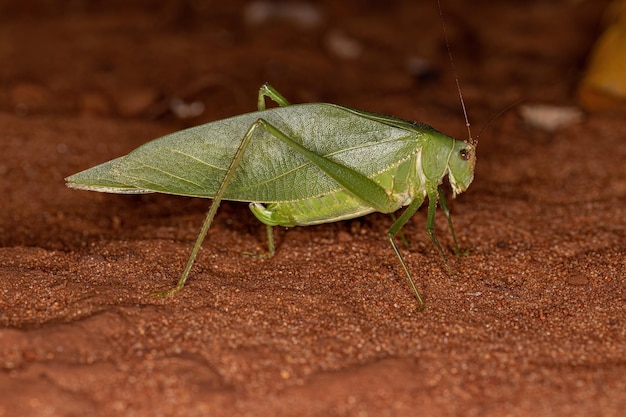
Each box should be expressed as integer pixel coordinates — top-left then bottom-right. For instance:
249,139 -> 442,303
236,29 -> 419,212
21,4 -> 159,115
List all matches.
437,186 -> 466,256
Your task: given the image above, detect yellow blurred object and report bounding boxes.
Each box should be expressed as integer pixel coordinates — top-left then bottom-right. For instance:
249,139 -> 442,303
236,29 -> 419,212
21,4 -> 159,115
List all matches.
578,0 -> 626,110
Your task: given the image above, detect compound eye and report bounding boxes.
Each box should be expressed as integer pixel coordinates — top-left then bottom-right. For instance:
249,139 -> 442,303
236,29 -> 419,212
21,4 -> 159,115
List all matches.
459,148 -> 470,161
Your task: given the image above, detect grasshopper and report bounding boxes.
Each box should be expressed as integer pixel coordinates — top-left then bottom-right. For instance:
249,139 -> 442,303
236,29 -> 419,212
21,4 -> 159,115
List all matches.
66,83 -> 476,310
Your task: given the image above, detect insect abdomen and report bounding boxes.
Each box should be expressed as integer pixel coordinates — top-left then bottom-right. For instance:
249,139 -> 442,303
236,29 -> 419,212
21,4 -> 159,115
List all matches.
249,156 -> 418,226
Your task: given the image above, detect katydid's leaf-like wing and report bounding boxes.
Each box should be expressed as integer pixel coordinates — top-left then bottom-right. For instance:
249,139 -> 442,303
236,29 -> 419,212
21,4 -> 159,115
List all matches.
67,104 -> 432,202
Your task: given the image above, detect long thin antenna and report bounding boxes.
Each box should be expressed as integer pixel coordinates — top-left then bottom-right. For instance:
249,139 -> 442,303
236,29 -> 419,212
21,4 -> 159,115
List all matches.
437,0 -> 474,147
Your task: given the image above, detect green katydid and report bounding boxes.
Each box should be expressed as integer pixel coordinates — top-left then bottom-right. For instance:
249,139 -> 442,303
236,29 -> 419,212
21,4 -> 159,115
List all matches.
66,83 -> 476,310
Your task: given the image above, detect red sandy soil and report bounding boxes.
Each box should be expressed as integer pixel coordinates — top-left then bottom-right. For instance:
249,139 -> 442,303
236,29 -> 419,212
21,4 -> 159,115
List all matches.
1,1 -> 624,416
